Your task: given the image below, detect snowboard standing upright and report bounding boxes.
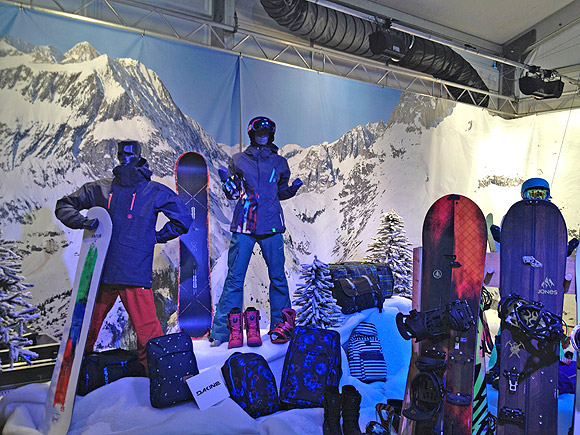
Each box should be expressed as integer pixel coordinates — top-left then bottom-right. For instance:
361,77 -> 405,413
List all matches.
497,199 -> 567,435
397,194 -> 487,434
40,207 -> 112,435
175,152 -> 212,338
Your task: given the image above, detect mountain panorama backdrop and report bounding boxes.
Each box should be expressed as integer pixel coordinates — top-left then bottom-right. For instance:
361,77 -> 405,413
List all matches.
1,36 -> 579,348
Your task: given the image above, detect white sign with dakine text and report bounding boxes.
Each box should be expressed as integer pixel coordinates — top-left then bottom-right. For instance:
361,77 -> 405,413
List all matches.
185,366 -> 230,410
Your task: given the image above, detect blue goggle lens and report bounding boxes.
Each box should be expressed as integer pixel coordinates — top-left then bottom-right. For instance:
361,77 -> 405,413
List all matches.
248,118 -> 275,134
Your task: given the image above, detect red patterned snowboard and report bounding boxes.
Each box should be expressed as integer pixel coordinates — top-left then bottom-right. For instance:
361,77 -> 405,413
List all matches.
398,194 -> 487,434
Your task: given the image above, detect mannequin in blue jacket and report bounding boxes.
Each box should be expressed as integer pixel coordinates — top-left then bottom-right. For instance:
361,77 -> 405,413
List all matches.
209,116 -> 302,347
55,141 -> 192,369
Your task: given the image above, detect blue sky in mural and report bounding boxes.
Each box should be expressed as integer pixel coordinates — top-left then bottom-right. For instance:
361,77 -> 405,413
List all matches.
0,3 -> 401,148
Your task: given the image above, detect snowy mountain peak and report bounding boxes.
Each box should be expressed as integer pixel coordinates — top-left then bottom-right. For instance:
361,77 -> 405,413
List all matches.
63,41 -> 100,63
0,35 -> 64,63
387,92 -> 455,131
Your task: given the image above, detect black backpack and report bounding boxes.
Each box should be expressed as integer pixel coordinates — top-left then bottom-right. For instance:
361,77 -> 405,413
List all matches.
77,348 -> 145,396
221,352 -> 280,418
146,332 -> 199,408
279,326 -> 342,409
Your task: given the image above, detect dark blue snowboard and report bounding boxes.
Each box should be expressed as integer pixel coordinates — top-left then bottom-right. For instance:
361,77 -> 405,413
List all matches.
175,152 -> 212,338
497,199 -> 567,435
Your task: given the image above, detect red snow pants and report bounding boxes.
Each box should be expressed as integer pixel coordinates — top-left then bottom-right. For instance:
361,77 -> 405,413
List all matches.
84,284 -> 163,371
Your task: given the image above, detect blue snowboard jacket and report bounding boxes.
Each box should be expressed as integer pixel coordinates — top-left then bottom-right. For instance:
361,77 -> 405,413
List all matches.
55,159 -> 192,288
228,144 -> 299,235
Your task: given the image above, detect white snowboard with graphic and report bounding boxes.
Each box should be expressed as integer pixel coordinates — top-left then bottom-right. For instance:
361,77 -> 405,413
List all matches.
39,207 -> 111,435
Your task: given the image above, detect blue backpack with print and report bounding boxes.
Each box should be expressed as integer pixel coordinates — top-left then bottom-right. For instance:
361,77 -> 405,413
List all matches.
221,352 -> 280,418
279,326 -> 342,409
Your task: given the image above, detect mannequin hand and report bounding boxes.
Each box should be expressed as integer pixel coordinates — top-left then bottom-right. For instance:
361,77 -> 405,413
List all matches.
82,218 -> 99,231
218,166 -> 229,183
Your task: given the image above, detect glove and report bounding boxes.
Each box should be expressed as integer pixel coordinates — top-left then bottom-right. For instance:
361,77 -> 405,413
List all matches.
82,218 -> 99,231
218,166 -> 229,183
292,178 -> 303,189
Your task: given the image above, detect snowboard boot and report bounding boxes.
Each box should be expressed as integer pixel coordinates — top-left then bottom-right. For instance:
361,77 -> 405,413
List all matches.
322,385 -> 342,435
342,385 -> 362,435
244,307 -> 262,347
227,307 -> 244,348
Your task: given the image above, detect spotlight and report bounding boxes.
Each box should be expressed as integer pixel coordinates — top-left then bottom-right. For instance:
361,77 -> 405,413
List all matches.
368,28 -> 408,61
519,73 -> 564,99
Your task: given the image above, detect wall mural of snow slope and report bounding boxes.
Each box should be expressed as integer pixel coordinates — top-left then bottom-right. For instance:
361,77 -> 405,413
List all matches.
1,34 -> 579,349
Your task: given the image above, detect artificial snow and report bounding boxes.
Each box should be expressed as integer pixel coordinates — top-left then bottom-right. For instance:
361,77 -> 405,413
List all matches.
0,296 -> 575,434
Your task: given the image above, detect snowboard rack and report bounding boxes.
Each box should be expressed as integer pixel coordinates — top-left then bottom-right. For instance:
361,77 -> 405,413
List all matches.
498,407 -> 525,427
396,299 -> 474,342
498,293 -> 566,343
503,366 -> 525,393
402,352 -> 446,422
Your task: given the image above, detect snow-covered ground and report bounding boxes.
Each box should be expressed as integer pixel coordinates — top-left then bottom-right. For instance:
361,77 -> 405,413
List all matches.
0,296 -> 575,434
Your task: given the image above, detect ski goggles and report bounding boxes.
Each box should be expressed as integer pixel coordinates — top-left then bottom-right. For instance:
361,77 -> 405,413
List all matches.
523,188 -> 550,200
248,117 -> 276,134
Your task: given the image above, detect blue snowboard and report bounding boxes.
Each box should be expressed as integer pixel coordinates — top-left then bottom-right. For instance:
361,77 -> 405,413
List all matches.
175,152 -> 212,338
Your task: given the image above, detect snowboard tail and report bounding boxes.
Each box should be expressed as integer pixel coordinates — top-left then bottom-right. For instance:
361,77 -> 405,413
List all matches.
175,152 -> 212,338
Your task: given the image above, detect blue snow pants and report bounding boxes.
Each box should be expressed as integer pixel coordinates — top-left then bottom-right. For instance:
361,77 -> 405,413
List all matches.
210,232 -> 291,342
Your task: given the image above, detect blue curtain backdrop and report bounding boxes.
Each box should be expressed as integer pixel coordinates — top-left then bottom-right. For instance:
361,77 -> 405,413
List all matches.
0,3 -> 400,150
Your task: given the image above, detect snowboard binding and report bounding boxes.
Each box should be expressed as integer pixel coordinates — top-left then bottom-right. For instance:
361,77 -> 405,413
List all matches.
498,293 -> 566,343
396,299 -> 475,342
403,351 -> 446,422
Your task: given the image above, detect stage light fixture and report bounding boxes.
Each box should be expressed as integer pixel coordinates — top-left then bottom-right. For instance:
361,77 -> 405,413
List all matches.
519,73 -> 564,100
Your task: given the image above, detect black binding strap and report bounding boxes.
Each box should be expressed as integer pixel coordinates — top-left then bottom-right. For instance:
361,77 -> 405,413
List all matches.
498,293 -> 565,342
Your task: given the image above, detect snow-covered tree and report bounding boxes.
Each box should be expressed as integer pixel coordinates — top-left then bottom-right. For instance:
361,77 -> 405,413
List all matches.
0,234 -> 39,371
293,256 -> 343,328
364,210 -> 413,296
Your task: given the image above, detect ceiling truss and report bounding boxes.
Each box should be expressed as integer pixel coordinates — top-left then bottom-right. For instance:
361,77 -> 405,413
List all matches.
4,0 -> 580,117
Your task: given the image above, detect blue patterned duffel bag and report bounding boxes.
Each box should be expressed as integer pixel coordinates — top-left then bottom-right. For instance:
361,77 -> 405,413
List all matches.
279,326 -> 342,409
221,352 -> 280,418
146,332 -> 199,408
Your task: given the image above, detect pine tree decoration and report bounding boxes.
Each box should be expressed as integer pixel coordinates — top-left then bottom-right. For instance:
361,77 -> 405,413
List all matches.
293,256 -> 343,328
0,233 -> 39,371
364,210 -> 413,296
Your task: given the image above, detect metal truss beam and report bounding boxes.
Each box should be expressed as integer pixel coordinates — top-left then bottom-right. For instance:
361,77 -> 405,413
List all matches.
3,0 -> 579,117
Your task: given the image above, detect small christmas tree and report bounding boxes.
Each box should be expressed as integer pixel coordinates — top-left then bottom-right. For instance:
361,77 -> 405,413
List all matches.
0,233 -> 39,371
364,210 -> 413,296
293,256 -> 343,328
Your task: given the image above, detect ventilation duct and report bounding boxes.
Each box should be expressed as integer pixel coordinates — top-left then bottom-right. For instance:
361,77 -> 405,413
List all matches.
259,0 -> 489,106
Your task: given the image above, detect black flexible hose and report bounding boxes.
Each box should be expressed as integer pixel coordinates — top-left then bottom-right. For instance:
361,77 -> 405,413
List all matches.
260,0 -> 489,106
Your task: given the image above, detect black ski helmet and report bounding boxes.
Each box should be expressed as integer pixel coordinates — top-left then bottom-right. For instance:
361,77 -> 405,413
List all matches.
247,116 -> 276,144
521,177 -> 551,200
117,140 -> 142,166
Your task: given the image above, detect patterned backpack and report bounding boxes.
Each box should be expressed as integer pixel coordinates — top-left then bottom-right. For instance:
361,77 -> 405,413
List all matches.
146,332 -> 199,408
346,322 -> 387,383
221,352 -> 280,418
279,326 -> 342,409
